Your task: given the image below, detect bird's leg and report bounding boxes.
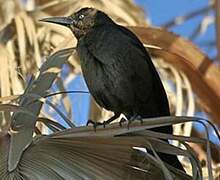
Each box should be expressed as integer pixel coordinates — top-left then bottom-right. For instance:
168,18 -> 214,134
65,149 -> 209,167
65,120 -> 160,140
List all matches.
102,112 -> 121,128
86,113 -> 120,129
119,117 -> 127,127
86,120 -> 103,131
129,114 -> 143,127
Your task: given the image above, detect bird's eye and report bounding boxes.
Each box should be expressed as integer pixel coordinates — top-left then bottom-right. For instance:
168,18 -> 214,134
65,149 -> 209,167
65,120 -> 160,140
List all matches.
79,14 -> 85,20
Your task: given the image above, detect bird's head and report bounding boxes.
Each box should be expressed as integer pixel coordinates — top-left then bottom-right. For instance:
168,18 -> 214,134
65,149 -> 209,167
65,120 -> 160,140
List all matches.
40,7 -> 113,39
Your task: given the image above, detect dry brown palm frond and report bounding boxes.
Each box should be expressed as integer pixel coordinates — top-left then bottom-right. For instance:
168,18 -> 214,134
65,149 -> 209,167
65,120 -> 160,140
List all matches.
215,0 -> 220,62
0,45 -> 14,133
35,0 -> 147,26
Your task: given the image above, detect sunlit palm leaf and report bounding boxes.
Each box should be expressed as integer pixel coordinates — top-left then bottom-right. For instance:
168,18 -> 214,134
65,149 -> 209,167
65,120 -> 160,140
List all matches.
9,48 -> 73,171
3,116 -> 213,179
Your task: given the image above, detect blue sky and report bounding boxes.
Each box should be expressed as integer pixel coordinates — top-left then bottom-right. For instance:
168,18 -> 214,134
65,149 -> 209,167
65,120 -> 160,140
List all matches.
135,0 -> 216,58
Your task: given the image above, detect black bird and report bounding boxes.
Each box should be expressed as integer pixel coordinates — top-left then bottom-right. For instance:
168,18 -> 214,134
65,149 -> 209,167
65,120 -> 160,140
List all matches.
41,7 -> 184,171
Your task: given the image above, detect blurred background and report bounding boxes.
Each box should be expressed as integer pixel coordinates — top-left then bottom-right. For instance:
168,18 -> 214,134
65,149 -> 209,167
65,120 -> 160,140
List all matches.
0,0 -> 219,178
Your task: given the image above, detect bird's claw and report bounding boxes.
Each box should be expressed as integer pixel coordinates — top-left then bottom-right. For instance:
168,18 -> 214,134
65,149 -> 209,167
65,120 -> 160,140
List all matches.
119,118 -> 127,127
118,118 -> 132,129
123,115 -> 143,129
102,121 -> 108,128
86,119 -> 102,131
86,119 -> 108,131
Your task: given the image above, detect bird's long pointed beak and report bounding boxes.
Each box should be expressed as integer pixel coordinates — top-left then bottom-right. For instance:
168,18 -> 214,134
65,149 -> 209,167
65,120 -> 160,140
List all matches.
40,16 -> 73,26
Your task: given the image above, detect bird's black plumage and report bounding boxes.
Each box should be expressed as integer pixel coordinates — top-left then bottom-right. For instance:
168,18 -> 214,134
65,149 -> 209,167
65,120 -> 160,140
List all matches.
41,7 -> 184,171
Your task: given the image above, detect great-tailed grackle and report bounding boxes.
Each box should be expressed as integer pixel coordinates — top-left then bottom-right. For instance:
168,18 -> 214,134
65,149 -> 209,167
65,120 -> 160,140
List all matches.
41,8 -> 185,171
